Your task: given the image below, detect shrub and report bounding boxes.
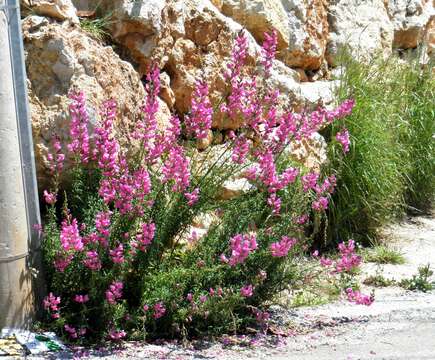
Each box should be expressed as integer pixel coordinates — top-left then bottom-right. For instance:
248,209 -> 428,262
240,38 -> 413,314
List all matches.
40,31 -> 357,342
399,264 -> 434,292
323,55 -> 434,245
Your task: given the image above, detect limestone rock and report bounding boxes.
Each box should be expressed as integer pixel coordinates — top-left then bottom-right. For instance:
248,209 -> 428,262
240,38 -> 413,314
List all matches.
287,132 -> 328,172
221,0 -> 329,70
180,211 -> 220,249
159,72 -> 176,109
21,0 -> 79,24
218,178 -> 254,200
387,0 -> 434,49
22,16 -> 170,189
327,0 -> 394,66
94,0 -> 336,130
196,130 -> 214,150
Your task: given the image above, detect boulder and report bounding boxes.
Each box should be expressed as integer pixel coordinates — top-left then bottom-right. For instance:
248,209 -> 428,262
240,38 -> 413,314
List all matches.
387,0 -> 434,49
326,0 -> 394,66
22,16 -> 170,189
20,0 -> 79,24
287,132 -> 328,172
92,0 -> 336,130
221,0 -> 329,70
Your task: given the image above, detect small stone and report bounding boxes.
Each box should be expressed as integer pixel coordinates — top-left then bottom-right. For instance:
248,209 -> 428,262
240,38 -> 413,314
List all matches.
196,130 -> 213,150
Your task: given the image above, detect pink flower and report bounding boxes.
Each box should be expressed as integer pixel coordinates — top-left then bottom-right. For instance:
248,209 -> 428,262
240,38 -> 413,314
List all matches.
279,167 -> 299,188
64,324 -> 78,339
224,31 -> 248,81
54,253 -> 73,272
267,193 -> 281,215
258,150 -> 278,189
276,112 -> 297,143
83,250 -> 101,271
132,64 -> 160,150
253,309 -> 270,323
184,188 -> 200,206
185,80 -> 212,139
335,240 -> 361,273
258,270 -> 267,281
143,304 -> 149,312
94,100 -> 120,175
60,218 -> 83,252
312,196 -> 329,211
109,329 -> 126,341
346,288 -> 373,306
153,302 -> 166,319
336,128 -> 350,153
261,30 -> 277,75
47,136 -> 65,174
161,145 -> 190,192
186,293 -> 193,302
320,257 -> 333,267
105,281 -> 123,305
222,233 -> 257,267
221,32 -> 252,120
43,293 -> 61,317
315,175 -> 337,195
68,91 -> 90,163
301,172 -> 319,192
220,254 -> 229,264
74,294 -> 89,303
133,222 -> 155,252
270,236 -> 297,257
109,243 -> 125,264
296,214 -> 309,225
232,135 -> 250,164
43,190 -> 57,205
240,284 -> 253,297
95,211 -> 111,240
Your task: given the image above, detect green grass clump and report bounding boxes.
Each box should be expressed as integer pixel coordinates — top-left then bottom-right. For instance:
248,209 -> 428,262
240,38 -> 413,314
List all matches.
80,15 -> 112,43
322,55 -> 434,245
399,264 -> 434,292
363,245 -> 406,265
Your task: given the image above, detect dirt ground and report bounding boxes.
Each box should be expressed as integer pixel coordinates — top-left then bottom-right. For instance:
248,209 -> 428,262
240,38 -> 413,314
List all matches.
27,213 -> 435,360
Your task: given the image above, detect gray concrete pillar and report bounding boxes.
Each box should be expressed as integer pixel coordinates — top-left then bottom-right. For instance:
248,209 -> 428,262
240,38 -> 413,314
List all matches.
0,3 -> 34,329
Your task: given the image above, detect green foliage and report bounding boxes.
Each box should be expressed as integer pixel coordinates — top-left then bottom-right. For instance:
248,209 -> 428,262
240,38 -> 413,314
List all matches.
400,264 -> 434,292
362,245 -> 406,265
41,149 -> 314,341
323,55 -> 434,245
363,271 -> 396,287
80,14 -> 113,43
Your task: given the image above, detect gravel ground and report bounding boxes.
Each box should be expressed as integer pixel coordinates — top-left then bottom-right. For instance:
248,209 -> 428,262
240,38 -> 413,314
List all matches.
26,214 -> 435,360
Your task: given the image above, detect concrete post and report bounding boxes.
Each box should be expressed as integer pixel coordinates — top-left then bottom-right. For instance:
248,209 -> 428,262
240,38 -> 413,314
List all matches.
0,2 -> 34,329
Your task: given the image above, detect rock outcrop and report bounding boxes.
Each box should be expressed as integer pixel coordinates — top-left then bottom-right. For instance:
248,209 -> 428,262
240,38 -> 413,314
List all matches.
20,0 -> 434,188
387,0 -> 434,49
85,0 -> 338,129
326,0 -> 394,65
21,0 -> 79,24
22,16 -> 170,188
221,0 -> 329,70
